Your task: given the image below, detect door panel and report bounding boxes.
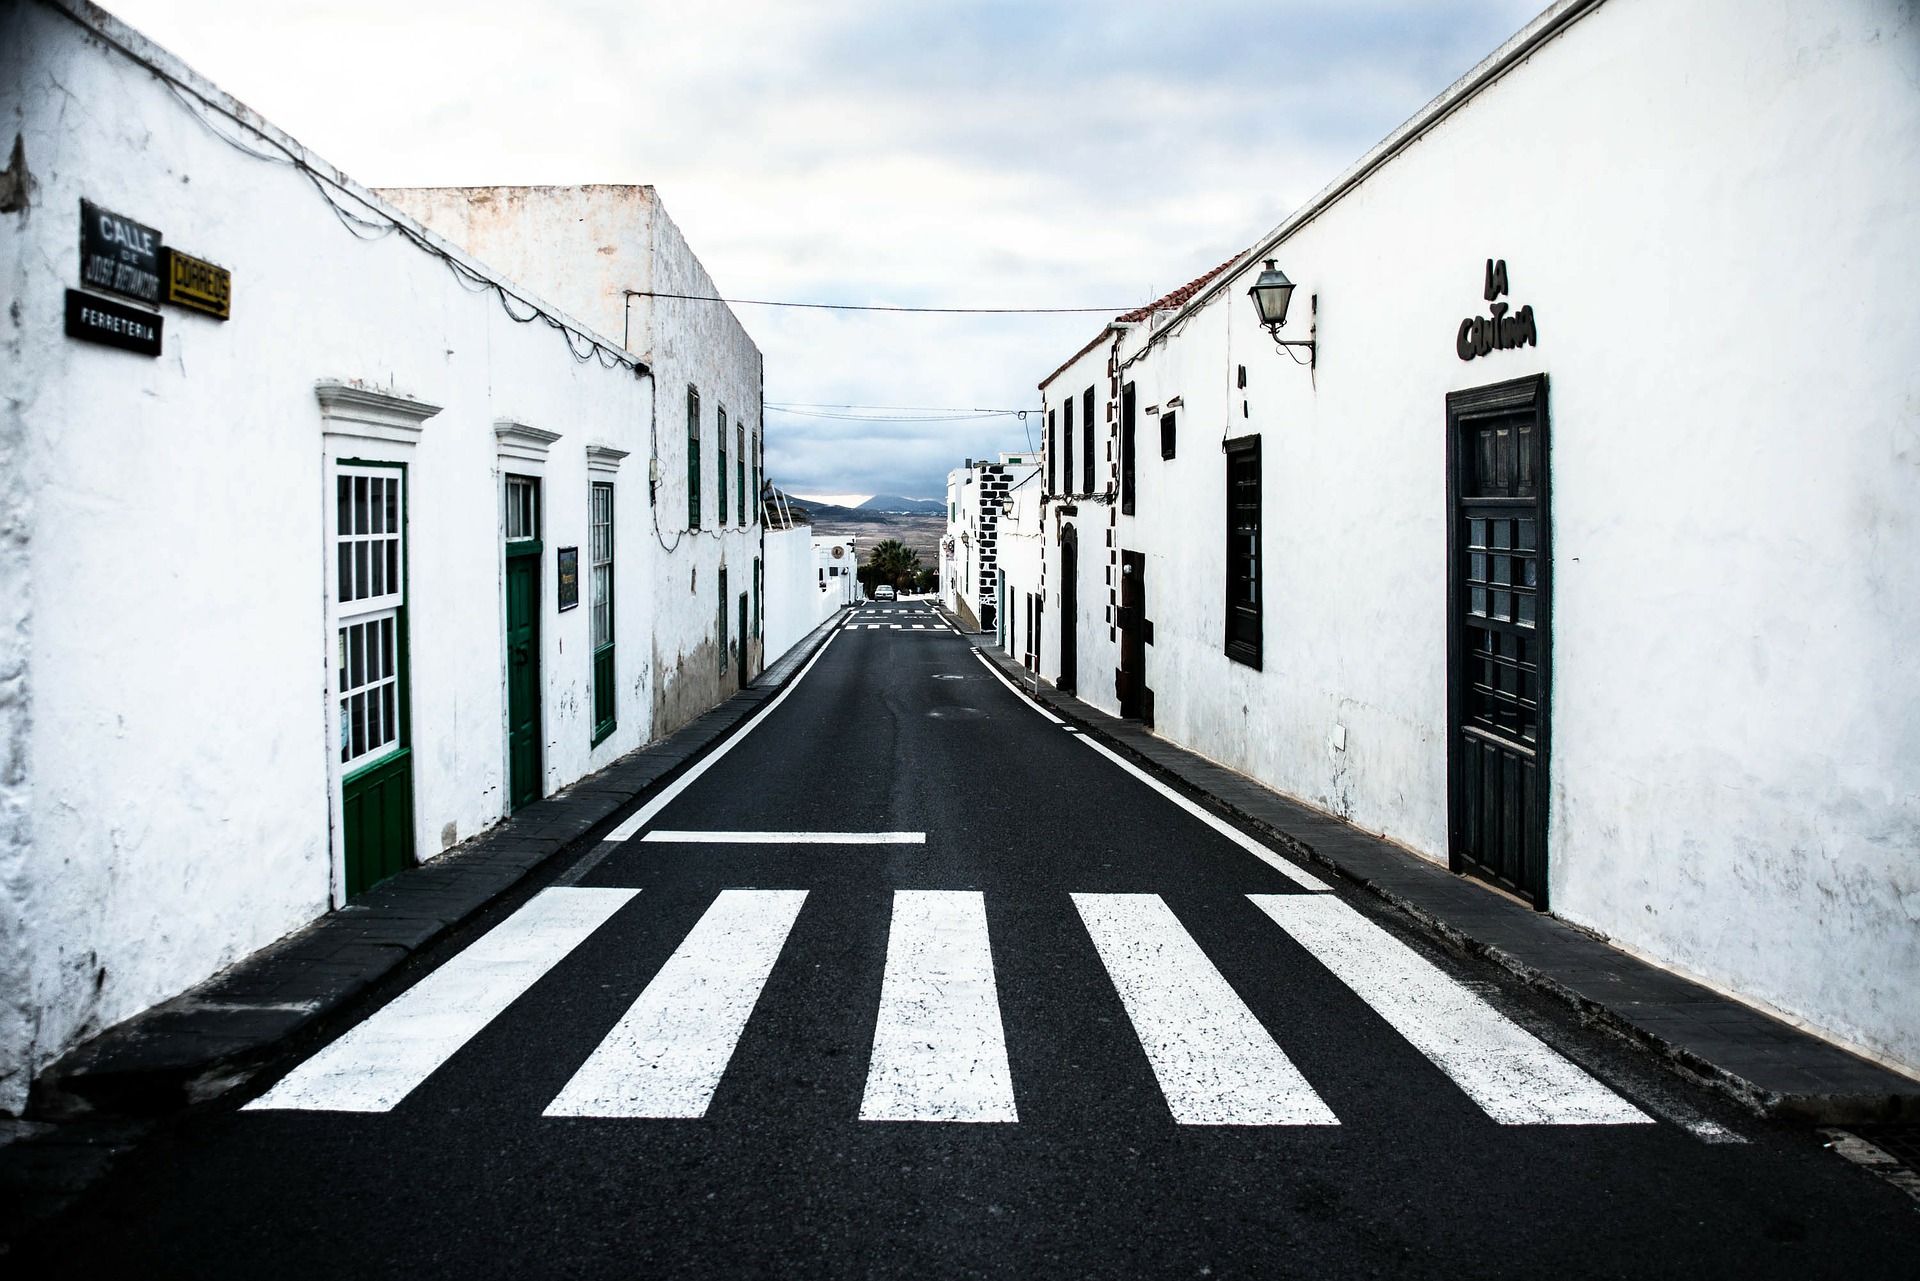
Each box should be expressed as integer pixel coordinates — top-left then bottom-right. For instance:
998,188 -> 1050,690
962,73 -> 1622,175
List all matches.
1117,549 -> 1146,719
1058,526 -> 1078,694
507,550 -> 542,810
343,748 -> 414,897
1447,375 -> 1550,906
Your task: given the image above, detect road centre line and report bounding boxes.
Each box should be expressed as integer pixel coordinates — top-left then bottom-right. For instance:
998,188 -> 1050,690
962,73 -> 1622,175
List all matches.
246,887 -> 636,1112
600,630 -> 843,845
642,831 -> 925,844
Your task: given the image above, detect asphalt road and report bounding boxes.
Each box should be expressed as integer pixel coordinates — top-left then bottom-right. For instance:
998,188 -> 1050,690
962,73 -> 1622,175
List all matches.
18,605 -> 1917,1277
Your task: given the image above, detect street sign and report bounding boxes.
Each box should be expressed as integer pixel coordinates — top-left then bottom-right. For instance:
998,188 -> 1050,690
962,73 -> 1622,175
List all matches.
162,247 -> 232,320
65,289 -> 163,356
79,200 -> 162,305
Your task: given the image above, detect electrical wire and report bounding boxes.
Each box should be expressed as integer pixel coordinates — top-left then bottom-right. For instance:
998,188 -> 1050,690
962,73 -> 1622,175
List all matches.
62,6 -> 636,372
627,290 -> 1134,315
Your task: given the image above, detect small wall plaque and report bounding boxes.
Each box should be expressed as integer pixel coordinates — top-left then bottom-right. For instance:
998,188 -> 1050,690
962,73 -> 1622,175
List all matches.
65,289 -> 162,356
80,200 -> 162,305
162,247 -> 231,320
557,546 -> 580,611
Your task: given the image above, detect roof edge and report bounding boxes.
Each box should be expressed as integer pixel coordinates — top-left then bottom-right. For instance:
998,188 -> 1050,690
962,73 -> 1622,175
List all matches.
1144,0 -> 1609,352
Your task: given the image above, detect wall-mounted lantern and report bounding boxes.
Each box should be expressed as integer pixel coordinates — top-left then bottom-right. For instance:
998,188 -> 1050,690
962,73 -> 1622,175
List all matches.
1247,259 -> 1315,370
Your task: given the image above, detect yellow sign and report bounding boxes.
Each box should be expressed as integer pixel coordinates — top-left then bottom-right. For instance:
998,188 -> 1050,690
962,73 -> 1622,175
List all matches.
162,248 -> 231,320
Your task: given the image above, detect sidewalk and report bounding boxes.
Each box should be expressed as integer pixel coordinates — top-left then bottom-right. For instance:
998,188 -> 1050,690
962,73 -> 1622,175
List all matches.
25,608 -> 850,1123
968,635 -> 1919,1125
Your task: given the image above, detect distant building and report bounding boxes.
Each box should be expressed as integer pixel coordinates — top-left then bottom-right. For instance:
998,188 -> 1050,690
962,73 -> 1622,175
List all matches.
1003,0 -> 1920,1076
940,453 -> 1038,630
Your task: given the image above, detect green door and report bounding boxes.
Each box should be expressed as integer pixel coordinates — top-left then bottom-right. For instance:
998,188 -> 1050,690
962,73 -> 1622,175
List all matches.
343,749 -> 414,897
335,463 -> 414,899
507,547 -> 542,810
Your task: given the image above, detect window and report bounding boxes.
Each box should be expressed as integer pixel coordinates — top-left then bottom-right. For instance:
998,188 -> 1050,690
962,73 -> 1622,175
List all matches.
1120,382 -> 1137,514
1225,435 -> 1261,668
335,466 -> 406,769
1160,410 -> 1177,460
1063,397 -> 1075,495
718,406 -> 729,526
687,386 -> 702,529
1046,409 -> 1057,494
718,565 -> 729,673
505,474 -> 538,543
590,482 -> 616,744
737,422 -> 747,526
1082,386 -> 1095,495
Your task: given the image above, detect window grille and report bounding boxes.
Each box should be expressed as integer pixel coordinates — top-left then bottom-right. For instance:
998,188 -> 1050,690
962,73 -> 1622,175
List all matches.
718,406 -> 729,526
1082,386 -> 1095,494
1225,436 -> 1262,668
590,482 -> 615,741
737,423 -> 747,526
334,465 -> 406,768
687,386 -> 702,529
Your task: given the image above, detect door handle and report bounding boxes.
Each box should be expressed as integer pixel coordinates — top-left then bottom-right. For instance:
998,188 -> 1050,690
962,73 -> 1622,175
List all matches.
511,645 -> 528,666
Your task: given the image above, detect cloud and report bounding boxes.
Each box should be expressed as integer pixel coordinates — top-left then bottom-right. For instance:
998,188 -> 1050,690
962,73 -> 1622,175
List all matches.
105,0 -> 1543,496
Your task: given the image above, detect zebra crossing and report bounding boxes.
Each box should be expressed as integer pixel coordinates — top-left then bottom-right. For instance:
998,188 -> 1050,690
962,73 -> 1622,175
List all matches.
247,885 -> 1653,1128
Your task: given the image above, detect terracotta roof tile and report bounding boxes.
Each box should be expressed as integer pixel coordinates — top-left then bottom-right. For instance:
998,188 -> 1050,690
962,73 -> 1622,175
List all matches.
1116,254 -> 1242,323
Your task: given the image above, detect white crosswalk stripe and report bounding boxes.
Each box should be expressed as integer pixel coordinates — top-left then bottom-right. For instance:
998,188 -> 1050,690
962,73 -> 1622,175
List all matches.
248,888 -> 1657,1131
861,890 -> 1017,1123
1073,892 -> 1339,1126
246,887 -> 635,1112
546,889 -> 807,1118
1250,895 -> 1650,1125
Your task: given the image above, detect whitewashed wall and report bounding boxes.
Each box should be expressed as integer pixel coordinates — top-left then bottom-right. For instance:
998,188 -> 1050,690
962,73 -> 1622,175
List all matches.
761,528 -> 853,663
0,3 -> 664,1111
379,184 -> 767,732
1027,0 -> 1920,1070
1040,338 -> 1122,710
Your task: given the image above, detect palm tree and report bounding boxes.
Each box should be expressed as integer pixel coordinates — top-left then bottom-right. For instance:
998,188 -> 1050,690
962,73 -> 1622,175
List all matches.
867,538 -> 921,589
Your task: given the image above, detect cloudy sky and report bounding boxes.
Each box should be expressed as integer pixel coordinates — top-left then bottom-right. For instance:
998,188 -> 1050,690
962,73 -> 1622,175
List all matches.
108,0 -> 1542,502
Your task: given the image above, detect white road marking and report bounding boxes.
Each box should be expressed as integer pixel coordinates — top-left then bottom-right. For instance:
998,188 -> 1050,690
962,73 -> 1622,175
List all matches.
866,624 -> 881,630
545,889 -> 807,1118
891,624 -> 902,630
861,890 -> 1018,1123
1073,893 -> 1338,1126
912,624 -> 926,629
971,649 -> 1064,723
1250,894 -> 1651,1125
601,632 -> 842,844
967,645 -> 1327,890
245,887 -> 635,1112
1077,737 -> 1331,892
642,830 -> 925,845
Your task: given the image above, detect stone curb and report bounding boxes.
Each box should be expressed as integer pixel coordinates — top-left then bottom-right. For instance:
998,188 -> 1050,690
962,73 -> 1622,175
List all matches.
26,609 -> 852,1122
965,633 -> 1920,1125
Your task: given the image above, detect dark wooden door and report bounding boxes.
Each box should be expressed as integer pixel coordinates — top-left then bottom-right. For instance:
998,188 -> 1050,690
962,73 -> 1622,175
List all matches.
1116,549 -> 1146,718
738,591 -> 749,689
506,548 -> 542,811
1447,374 -> 1550,906
1058,525 -> 1078,694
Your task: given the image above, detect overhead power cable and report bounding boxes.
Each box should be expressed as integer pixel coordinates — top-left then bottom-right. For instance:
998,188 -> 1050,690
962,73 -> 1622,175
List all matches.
626,290 -> 1131,315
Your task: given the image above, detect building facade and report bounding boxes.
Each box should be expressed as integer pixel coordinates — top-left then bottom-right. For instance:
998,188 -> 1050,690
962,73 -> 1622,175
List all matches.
0,1 -> 773,1112
940,453 -> 1037,631
1012,0 -> 1920,1074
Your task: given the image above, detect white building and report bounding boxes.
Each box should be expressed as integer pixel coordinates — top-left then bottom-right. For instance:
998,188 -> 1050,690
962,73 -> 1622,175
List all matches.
940,452 -> 1038,631
764,524 -> 857,664
1018,0 -> 1920,1075
378,184 -> 768,730
0,2 -> 771,1112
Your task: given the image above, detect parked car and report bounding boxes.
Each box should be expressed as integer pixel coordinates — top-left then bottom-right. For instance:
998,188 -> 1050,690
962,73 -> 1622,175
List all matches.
875,585 -> 895,601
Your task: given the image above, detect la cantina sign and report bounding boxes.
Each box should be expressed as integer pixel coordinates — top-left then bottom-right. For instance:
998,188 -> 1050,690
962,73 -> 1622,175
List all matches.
1457,259 -> 1537,361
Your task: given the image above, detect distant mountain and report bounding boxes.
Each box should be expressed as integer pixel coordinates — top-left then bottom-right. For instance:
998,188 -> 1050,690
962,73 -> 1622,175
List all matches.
858,495 -> 944,514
